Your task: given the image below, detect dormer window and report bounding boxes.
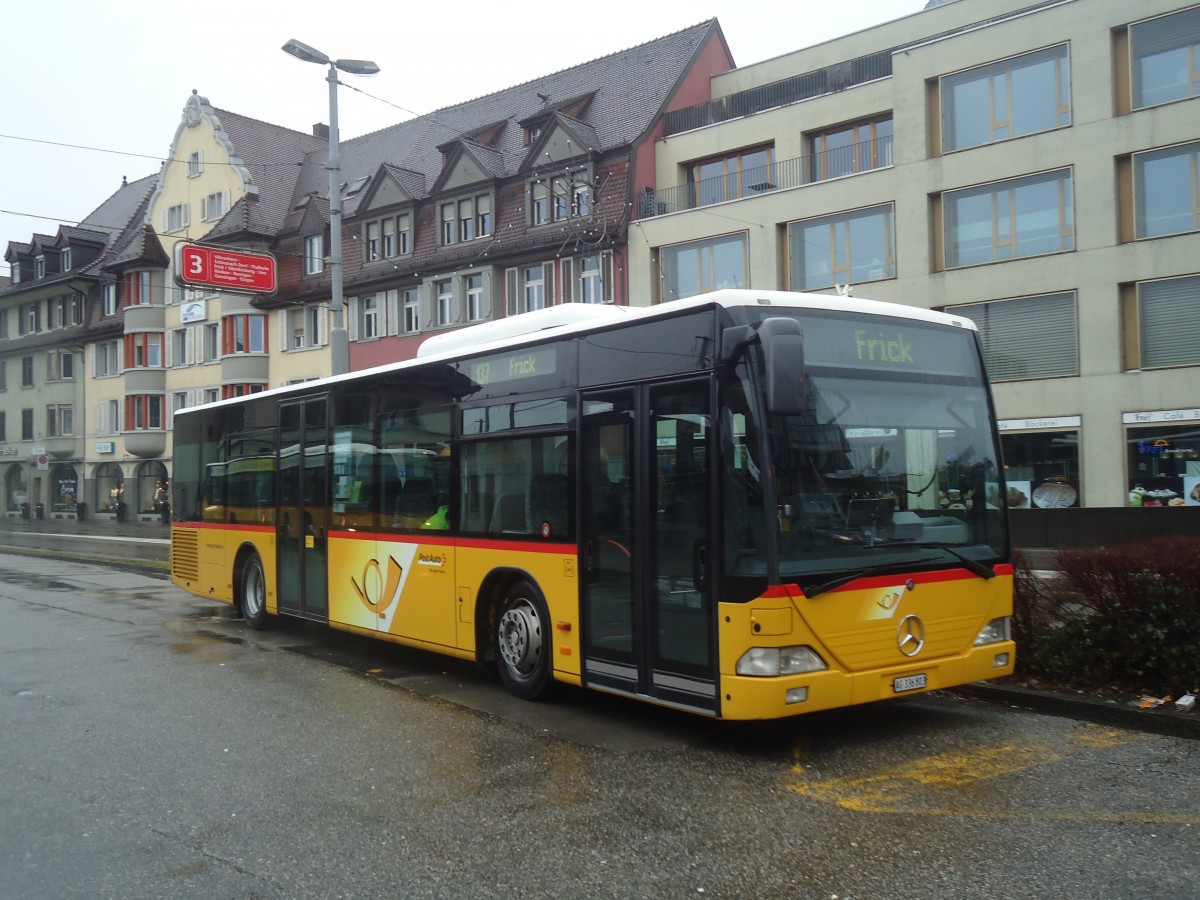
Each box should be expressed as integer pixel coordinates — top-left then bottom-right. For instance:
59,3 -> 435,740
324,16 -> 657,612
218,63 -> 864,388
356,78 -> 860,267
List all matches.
303,234 -> 325,275
440,194 -> 492,246
61,248 -> 72,271
35,256 -> 46,279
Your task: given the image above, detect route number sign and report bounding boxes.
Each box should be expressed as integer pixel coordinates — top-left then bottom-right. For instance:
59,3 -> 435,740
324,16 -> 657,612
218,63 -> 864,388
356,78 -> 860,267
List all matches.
174,243 -> 277,295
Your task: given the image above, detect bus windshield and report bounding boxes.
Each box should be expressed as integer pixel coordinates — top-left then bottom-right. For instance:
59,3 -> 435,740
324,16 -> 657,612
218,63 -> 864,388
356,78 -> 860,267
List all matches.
746,310 -> 1006,590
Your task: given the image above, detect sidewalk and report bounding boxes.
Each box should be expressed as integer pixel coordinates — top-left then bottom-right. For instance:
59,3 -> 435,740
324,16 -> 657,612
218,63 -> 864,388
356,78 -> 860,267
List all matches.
1,510 -> 171,539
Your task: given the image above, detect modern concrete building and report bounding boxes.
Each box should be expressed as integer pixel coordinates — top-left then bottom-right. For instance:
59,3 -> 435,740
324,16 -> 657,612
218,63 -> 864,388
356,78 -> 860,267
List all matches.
631,0 -> 1200,510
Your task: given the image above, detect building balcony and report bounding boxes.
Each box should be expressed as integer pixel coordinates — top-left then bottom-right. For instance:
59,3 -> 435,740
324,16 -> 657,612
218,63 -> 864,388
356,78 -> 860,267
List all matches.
44,436 -> 83,460
124,430 -> 166,459
641,137 -> 893,218
123,303 -> 166,332
221,353 -> 269,383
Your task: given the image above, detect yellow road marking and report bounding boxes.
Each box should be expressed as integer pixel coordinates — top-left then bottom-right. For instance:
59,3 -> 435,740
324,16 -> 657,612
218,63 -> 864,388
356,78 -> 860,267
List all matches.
787,726 -> 1198,825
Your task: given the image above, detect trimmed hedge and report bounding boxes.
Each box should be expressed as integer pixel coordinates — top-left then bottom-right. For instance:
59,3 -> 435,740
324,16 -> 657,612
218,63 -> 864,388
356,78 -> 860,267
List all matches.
1013,537 -> 1200,696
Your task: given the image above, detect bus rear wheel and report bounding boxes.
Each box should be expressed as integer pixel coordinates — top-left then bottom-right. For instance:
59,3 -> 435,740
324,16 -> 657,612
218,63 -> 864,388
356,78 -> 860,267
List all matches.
239,552 -> 270,630
495,582 -> 552,700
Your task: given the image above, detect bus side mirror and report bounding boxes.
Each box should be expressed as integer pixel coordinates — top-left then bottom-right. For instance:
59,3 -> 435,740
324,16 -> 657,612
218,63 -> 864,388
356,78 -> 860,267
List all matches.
760,317 -> 806,415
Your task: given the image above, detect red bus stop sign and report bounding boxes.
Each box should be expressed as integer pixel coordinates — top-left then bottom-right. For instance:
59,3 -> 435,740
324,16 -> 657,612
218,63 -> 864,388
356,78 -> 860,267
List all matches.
175,243 -> 277,295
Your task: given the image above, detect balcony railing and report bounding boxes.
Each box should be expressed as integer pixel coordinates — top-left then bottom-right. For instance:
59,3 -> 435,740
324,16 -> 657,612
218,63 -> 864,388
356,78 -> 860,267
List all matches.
641,136 -> 893,218
663,51 -> 893,137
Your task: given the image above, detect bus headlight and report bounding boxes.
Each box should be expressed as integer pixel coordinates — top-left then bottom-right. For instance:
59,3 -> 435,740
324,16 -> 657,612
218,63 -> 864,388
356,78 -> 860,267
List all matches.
974,617 -> 1011,646
737,645 -> 827,677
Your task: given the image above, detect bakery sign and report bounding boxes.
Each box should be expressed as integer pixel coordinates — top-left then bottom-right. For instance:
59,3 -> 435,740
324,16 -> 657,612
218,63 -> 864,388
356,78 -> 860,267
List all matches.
998,415 -> 1081,431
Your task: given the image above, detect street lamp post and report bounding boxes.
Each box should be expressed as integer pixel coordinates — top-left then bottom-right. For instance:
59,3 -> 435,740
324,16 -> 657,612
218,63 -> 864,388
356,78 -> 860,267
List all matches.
282,39 -> 380,376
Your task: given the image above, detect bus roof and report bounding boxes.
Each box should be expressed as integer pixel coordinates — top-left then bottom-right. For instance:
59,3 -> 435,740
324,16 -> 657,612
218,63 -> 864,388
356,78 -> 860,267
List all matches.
177,290 -> 978,415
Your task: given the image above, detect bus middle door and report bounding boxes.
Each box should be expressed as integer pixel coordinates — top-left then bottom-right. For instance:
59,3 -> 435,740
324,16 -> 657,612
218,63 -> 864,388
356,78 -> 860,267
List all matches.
277,396 -> 329,622
579,380 -> 717,713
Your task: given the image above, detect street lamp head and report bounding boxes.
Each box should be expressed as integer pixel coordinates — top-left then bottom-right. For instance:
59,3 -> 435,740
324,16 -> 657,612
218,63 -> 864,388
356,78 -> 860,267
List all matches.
283,40 -> 379,77
333,58 -> 380,76
282,39 -> 331,67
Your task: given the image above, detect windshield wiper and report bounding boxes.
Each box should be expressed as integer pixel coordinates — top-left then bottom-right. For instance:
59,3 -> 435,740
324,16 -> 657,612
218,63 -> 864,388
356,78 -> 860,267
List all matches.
802,556 -> 941,599
906,542 -> 996,580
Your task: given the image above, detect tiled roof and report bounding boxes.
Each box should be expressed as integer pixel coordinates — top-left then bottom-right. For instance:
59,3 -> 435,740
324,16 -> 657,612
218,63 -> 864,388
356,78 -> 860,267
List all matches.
204,106 -> 327,238
81,174 -> 158,239
291,20 -> 718,221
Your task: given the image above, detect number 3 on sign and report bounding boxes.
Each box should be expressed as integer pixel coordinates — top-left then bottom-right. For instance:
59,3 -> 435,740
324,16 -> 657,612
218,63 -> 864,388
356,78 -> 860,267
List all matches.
186,247 -> 207,277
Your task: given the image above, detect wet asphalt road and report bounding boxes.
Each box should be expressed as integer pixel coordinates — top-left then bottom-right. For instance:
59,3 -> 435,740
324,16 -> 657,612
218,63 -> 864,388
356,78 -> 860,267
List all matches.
1,552 -> 1198,899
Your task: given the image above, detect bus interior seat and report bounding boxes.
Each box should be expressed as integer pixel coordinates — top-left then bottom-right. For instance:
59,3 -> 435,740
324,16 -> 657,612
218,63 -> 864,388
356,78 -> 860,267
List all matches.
394,478 -> 437,524
490,492 -> 527,533
526,473 -> 568,536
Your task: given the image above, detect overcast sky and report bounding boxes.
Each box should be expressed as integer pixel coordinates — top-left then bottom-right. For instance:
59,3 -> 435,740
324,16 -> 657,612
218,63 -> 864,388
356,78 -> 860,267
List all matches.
0,0 -> 921,275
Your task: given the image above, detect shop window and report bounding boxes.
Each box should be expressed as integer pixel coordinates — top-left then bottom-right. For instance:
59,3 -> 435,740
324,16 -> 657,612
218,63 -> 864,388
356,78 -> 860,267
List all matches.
999,429 -> 1080,510
1127,422 -> 1200,506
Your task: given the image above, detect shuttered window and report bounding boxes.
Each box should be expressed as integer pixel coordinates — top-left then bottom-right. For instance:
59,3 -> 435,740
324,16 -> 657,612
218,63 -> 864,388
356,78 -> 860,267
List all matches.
947,292 -> 1077,381
1131,6 -> 1200,109
1139,275 -> 1200,369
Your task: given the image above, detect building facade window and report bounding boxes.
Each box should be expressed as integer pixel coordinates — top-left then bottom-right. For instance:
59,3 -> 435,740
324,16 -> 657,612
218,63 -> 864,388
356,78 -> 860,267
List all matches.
940,45 -> 1070,152
46,405 -> 73,437
223,314 -> 266,354
125,333 -> 164,368
788,203 -> 896,291
466,274 -> 486,321
221,384 -> 266,400
578,255 -> 603,303
660,233 -> 748,302
396,213 -> 412,255
124,270 -> 153,306
21,408 -> 34,441
303,234 -> 325,274
531,181 -> 551,225
35,256 -> 46,278
442,194 -> 492,244
809,118 -> 892,181
358,294 -> 380,339
61,248 -> 71,271
522,265 -> 546,313
22,303 -> 40,334
689,146 -> 775,206
21,356 -> 34,388
95,341 -> 120,377
365,221 -> 381,261
204,323 -> 220,361
946,292 -> 1078,381
97,399 -> 120,435
288,306 -> 323,349
403,288 -> 420,333
48,350 -> 74,381
436,279 -> 456,326
102,283 -> 116,316
165,203 -> 189,232
1134,141 -> 1200,238
942,168 -> 1074,268
1129,274 -> 1200,370
126,394 -> 165,430
1130,6 -> 1200,110
187,151 -> 203,177
201,191 -> 228,222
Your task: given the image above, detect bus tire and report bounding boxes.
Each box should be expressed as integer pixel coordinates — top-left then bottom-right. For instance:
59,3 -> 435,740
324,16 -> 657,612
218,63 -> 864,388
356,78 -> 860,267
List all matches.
495,581 -> 552,700
239,552 -> 271,630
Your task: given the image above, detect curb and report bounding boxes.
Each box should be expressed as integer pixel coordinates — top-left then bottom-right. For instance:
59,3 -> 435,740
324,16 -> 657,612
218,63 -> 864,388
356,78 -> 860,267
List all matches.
955,681 -> 1200,740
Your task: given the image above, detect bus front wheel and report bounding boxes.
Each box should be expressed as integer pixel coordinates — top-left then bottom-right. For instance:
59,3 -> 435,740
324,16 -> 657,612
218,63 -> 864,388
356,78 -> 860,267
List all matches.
239,552 -> 270,630
495,582 -> 552,700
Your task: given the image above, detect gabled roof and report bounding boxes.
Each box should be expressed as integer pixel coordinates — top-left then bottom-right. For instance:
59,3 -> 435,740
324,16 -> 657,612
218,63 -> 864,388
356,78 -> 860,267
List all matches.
326,20 -> 720,218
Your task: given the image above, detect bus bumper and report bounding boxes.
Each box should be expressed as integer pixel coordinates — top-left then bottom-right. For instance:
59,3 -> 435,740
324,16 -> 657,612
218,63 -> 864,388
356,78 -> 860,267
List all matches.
718,640 -> 1016,720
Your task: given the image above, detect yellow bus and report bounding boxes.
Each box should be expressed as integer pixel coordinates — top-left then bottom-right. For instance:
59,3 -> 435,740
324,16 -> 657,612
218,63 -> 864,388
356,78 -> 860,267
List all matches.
170,290 -> 1014,719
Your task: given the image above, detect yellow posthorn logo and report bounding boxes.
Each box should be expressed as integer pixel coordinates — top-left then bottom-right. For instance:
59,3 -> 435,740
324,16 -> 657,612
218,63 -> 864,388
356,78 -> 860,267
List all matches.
351,556 -> 405,619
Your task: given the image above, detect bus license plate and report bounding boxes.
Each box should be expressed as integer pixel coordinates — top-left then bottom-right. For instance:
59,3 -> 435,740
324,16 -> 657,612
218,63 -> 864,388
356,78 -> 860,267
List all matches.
893,673 -> 927,693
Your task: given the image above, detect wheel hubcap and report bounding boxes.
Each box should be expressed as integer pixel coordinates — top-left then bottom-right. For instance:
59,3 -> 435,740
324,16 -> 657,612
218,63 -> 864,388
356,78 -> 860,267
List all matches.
498,600 -> 542,677
244,566 -> 263,617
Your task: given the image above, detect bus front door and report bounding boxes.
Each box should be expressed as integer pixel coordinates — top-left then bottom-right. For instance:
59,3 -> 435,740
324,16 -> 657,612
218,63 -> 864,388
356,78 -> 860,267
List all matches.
580,381 -> 717,714
277,397 -> 329,621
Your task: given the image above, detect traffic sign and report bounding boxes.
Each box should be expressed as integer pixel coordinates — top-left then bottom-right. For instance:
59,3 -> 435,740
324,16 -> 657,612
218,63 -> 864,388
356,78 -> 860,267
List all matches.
174,243 -> 277,295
